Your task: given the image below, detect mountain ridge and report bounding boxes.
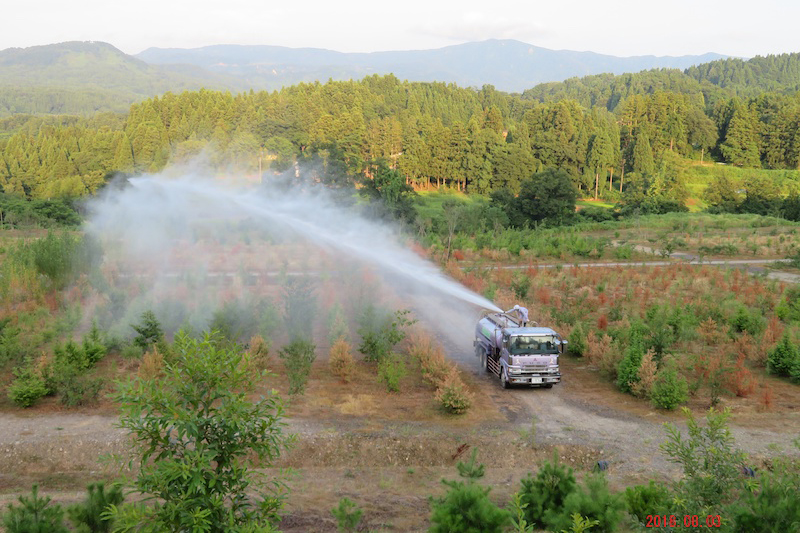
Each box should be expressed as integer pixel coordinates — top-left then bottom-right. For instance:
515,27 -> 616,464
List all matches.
136,39 -> 727,93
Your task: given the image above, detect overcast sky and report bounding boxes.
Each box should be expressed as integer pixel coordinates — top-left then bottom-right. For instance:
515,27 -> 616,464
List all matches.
5,0 -> 797,58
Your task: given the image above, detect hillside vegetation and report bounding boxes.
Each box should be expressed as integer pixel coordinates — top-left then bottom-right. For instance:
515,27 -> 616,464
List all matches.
1,60 -> 800,209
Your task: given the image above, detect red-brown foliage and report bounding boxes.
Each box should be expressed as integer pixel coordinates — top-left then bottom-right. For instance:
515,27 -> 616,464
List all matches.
758,383 -> 774,412
452,249 -> 465,261
596,314 -> 608,330
727,354 -> 757,397
537,287 -> 551,306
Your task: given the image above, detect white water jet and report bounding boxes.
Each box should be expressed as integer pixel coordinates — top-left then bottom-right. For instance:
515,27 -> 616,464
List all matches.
86,173 -> 501,314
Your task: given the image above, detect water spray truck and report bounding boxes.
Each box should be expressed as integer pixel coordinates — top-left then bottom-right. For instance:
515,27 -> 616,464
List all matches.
474,306 -> 566,388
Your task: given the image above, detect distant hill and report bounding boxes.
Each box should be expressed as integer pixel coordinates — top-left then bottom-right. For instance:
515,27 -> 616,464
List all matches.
521,52 -> 800,112
136,39 -> 726,93
0,41 -> 247,116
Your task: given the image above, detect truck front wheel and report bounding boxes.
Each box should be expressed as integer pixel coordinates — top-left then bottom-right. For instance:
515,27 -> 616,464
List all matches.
500,368 -> 510,389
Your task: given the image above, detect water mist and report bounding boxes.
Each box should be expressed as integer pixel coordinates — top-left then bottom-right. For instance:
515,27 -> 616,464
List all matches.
85,171 -> 500,346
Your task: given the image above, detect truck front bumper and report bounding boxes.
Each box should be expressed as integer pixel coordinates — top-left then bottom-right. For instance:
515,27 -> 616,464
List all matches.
507,373 -> 561,385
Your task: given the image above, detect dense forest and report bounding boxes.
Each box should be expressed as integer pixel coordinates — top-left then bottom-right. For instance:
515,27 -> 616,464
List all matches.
2,52 -> 800,203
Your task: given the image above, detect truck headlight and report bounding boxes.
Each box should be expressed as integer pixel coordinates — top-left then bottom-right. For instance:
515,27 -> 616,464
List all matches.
509,368 -> 521,375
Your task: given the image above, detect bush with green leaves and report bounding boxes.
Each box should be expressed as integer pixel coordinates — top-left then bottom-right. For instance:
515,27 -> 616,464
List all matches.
624,480 -> 671,525
378,353 -> 406,392
282,275 -> 317,343
131,310 -> 164,350
2,485 -> 69,533
28,231 -> 82,290
209,299 -> 262,342
727,470 -> 800,532
540,474 -> 624,533
110,331 -> 292,532
278,339 -> 316,395
767,333 -> 799,378
0,317 -> 22,366
357,306 -> 414,362
428,450 -> 510,533
569,475 -> 624,532
330,497 -> 362,533
775,285 -> 800,322
434,369 -> 473,414
58,373 -> 104,407
517,455 -> 577,529
729,306 -> 766,337
569,323 -> 587,357
616,323 -> 647,394
7,358 -> 48,408
661,407 -> 747,513
67,483 -> 124,533
327,302 -> 350,344
511,272 -> 531,299
650,367 -> 689,410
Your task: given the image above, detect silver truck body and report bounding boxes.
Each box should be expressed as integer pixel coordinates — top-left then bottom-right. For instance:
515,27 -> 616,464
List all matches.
474,311 -> 565,388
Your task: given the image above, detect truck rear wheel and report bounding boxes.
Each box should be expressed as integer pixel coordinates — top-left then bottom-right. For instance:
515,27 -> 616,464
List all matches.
475,345 -> 489,373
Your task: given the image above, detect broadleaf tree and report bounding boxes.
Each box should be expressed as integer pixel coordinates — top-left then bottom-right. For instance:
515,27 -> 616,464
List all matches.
110,331 -> 293,533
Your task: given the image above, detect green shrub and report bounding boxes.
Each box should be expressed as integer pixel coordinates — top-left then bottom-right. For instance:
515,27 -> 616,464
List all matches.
569,323 -> 587,357
0,318 -> 22,366
54,341 -> 90,370
775,285 -> 800,322
616,325 -> 647,394
434,369 -> 473,414
278,339 -> 316,395
130,310 -> 164,350
429,451 -> 510,533
2,485 -> 69,533
120,344 -> 144,359
429,481 -> 510,533
282,275 -> 317,342
613,244 -> 634,260
511,273 -> 531,300
357,306 -> 413,362
81,322 -> 107,365
378,353 -> 406,392
7,360 -> 48,408
727,472 -> 800,533
110,331 -> 292,531
209,299 -> 261,342
650,368 -> 689,410
29,231 -> 82,290
730,306 -> 766,337
59,374 -> 104,407
545,474 -> 625,533
327,302 -> 349,344
661,408 -> 747,511
67,483 -> 124,533
330,497 -> 362,533
767,334 -> 799,377
624,481 -> 671,525
518,456 -> 577,529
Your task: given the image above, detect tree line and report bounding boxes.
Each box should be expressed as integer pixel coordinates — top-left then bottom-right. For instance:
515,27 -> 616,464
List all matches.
2,67 -> 800,202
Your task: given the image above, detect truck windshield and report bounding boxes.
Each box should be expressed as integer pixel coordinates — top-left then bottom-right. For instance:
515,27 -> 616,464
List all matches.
508,335 -> 559,355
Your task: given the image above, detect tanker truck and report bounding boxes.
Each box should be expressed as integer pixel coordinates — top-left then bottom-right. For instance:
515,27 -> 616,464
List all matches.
474,307 -> 566,389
